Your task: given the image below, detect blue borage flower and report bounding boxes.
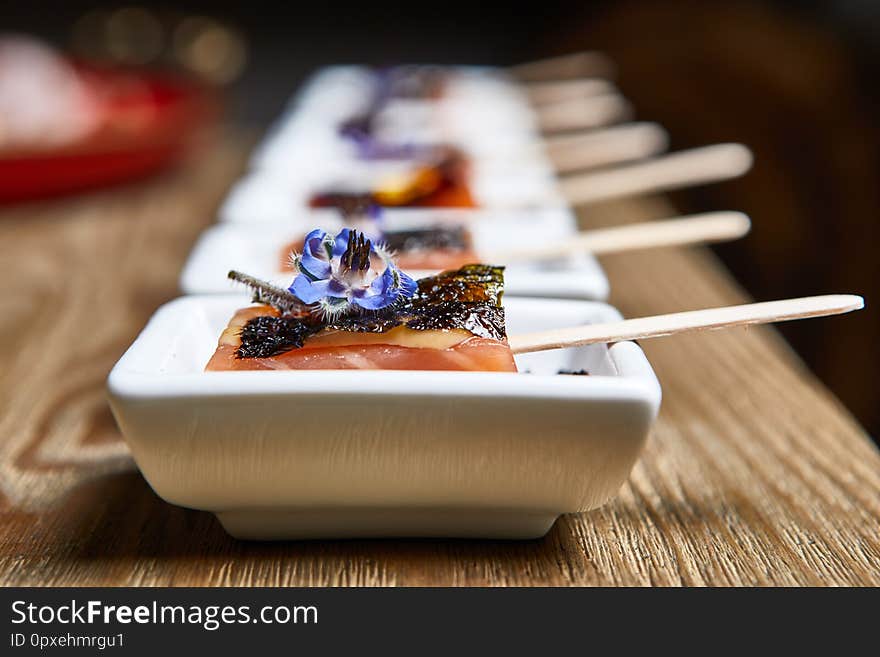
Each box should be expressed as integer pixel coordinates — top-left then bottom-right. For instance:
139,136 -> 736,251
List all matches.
288,228 -> 417,318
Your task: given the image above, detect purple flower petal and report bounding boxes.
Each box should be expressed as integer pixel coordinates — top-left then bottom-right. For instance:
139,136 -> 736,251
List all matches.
295,228 -> 333,280
297,255 -> 331,281
352,265 -> 416,310
302,229 -> 329,258
352,291 -> 393,310
332,228 -> 352,257
289,277 -> 333,304
397,269 -> 418,297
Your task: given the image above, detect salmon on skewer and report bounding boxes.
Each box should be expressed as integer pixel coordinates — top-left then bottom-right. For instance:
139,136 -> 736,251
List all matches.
309,147 -> 477,210
206,305 -> 515,372
206,257 -> 517,373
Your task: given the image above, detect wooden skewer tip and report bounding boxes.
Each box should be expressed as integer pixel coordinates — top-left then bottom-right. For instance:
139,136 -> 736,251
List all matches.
719,211 -> 751,235
508,294 -> 864,354
635,123 -> 669,150
716,143 -> 754,175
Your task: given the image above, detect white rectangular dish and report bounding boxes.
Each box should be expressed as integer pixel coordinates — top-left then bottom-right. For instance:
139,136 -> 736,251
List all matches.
228,64 -> 567,229
250,65 -> 554,177
253,105 -> 544,164
252,113 -> 555,176
219,166 -> 566,226
265,65 -> 534,143
180,210 -> 609,300
107,295 -> 660,540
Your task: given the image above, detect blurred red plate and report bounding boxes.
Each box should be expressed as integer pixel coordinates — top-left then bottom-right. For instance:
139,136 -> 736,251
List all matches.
0,64 -> 217,203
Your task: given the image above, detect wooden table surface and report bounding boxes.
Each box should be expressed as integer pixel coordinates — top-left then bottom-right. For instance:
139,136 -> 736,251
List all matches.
1,132 -> 878,587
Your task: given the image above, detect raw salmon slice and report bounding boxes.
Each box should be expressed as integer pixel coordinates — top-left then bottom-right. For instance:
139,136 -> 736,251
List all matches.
205,306 -> 517,372
309,180 -> 476,210
310,150 -> 476,209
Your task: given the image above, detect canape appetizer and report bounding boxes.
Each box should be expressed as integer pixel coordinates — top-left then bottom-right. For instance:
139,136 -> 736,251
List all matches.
207,228 -> 516,372
309,145 -> 475,209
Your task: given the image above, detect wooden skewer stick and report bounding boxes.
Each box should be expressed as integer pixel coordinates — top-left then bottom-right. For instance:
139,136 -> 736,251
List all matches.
508,295 -> 864,354
535,93 -> 632,133
559,143 -> 753,205
482,211 -> 750,263
509,51 -> 616,81
543,122 -> 668,174
525,78 -> 617,106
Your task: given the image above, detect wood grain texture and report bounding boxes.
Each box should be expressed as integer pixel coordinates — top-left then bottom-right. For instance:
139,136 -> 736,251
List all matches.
0,135 -> 877,586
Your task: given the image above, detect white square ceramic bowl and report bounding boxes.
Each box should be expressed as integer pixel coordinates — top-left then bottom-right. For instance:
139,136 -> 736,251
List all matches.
180,211 -> 609,300
107,296 -> 660,540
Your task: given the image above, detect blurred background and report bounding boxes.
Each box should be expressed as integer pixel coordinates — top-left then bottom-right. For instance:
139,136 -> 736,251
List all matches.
2,0 -> 878,439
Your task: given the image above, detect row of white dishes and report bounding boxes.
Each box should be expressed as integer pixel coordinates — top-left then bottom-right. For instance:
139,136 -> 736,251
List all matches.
111,64 -> 665,540
184,66 -> 608,302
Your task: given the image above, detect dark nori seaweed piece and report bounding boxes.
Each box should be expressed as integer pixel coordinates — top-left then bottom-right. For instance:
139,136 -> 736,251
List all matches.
415,264 -> 504,305
557,369 -> 590,376
404,302 -> 506,340
309,192 -> 377,211
235,264 -> 507,358
383,225 -> 470,253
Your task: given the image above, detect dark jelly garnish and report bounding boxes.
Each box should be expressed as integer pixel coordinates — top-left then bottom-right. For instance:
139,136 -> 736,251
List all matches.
237,315 -> 317,358
309,192 -> 376,211
384,225 -> 470,253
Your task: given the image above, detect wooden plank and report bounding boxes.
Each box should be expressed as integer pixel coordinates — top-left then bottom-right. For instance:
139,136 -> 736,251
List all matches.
0,135 -> 877,586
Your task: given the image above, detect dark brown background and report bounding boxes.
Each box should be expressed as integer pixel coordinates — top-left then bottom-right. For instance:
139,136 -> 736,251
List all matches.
4,0 -> 878,439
